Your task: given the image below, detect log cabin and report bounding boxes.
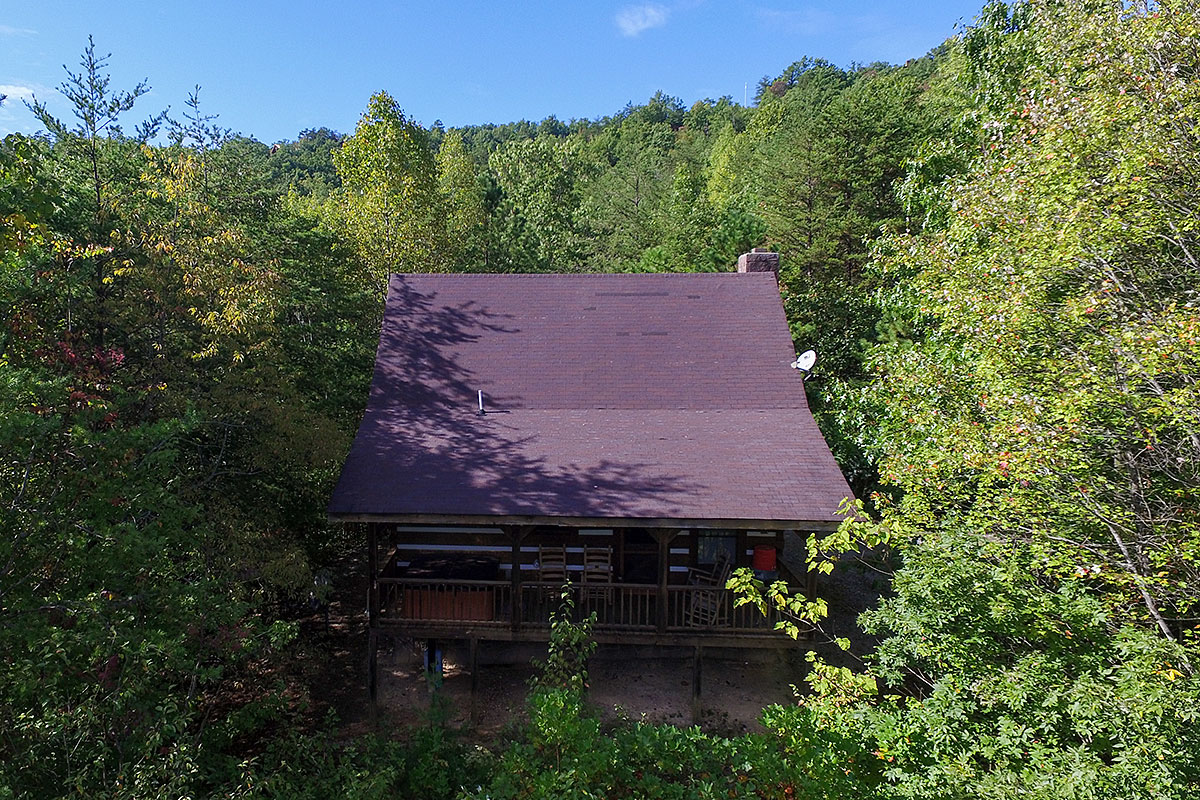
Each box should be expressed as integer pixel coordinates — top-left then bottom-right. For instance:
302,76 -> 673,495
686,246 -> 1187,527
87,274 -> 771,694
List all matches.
327,250 -> 853,698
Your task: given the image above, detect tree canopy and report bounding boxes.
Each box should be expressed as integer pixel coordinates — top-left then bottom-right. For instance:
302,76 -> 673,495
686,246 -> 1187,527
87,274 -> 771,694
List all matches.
3,2 -> 1199,796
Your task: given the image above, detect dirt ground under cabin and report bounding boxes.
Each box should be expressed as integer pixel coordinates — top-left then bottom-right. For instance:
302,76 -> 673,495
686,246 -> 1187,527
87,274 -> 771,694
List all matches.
296,533 -> 885,742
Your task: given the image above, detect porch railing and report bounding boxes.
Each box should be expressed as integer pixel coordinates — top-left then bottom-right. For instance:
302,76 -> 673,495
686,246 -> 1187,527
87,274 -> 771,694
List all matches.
375,577 -> 797,636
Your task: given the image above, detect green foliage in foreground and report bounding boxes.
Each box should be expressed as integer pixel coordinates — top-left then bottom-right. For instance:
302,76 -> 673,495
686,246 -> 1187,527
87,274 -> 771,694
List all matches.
1,45 -> 375,800
467,689 -> 880,800
737,529 -> 1199,799
732,3 -> 1200,798
137,691 -> 877,800
854,531 -> 1200,800
169,590 -> 885,800
529,586 -> 599,694
219,724 -> 492,800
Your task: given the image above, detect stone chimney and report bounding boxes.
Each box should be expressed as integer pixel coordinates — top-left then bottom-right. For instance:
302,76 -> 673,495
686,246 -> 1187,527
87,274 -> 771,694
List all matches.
737,247 -> 779,274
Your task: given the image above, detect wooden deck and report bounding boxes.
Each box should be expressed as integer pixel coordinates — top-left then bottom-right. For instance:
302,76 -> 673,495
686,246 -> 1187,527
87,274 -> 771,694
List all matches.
374,577 -> 807,648
360,524 -> 814,702
361,523 -> 813,655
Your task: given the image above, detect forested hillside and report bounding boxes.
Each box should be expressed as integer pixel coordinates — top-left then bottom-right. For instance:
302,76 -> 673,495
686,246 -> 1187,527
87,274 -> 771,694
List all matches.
2,0 -> 1197,797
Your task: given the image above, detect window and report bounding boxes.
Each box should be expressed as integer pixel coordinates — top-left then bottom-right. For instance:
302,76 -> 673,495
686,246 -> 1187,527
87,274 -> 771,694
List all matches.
696,529 -> 737,567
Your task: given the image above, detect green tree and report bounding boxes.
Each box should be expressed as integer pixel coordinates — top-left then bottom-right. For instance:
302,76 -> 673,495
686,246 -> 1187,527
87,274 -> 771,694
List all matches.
328,91 -> 444,285
859,0 -> 1200,644
268,127 -> 344,198
23,36 -> 165,350
0,115 -> 284,800
851,530 -> 1200,800
1,43 -> 379,798
741,5 -> 1200,798
25,35 -> 164,225
436,129 -> 486,270
580,114 -> 677,270
764,65 -> 930,283
646,160 -> 717,271
488,136 -> 589,272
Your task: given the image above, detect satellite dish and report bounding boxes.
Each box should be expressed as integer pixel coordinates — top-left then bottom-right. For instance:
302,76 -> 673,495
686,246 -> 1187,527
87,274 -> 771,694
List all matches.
791,349 -> 817,373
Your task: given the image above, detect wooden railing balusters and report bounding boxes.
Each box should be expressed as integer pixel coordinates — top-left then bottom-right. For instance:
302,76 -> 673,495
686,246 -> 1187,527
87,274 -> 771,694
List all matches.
370,577 -> 804,637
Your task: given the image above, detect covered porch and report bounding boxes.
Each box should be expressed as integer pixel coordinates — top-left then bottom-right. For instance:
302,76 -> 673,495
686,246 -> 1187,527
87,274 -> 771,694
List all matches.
354,519 -> 822,703
362,520 -> 819,645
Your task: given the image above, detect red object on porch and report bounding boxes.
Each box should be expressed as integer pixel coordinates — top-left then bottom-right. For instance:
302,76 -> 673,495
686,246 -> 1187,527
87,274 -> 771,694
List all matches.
752,546 -> 777,571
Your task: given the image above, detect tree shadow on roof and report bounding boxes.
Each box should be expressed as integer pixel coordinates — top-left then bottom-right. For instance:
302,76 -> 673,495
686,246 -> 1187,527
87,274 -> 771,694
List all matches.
330,277 -> 703,519
370,277 -> 521,408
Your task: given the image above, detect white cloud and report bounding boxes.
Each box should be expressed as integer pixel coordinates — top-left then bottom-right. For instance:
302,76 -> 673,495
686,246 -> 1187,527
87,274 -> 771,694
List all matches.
0,87 -> 43,137
0,25 -> 36,36
0,84 -> 38,102
0,83 -> 56,135
616,4 -> 669,37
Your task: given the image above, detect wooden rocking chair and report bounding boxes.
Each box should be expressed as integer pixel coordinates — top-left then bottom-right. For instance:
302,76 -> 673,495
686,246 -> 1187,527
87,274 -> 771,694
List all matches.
685,549 -> 732,627
537,545 -> 570,591
580,545 -> 613,602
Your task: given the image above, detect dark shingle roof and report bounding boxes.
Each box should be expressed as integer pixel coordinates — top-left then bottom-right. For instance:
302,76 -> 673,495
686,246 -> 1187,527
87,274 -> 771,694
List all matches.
327,272 -> 853,528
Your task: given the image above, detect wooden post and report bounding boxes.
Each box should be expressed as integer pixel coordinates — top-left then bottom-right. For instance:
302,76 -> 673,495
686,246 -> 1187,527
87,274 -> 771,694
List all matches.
367,523 -> 380,623
691,645 -> 703,723
653,529 -> 677,634
469,637 -> 480,725
506,526 -> 531,633
366,523 -> 380,707
367,628 -> 378,707
615,528 -> 626,581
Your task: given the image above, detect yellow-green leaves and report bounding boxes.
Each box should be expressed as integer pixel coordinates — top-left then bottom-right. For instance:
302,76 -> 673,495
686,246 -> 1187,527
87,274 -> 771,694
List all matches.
436,129 -> 485,268
327,92 -> 444,287
867,0 -> 1200,640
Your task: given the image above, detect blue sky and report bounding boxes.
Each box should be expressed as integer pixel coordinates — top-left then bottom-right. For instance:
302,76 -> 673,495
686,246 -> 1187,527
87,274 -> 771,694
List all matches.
2,1 -> 984,143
